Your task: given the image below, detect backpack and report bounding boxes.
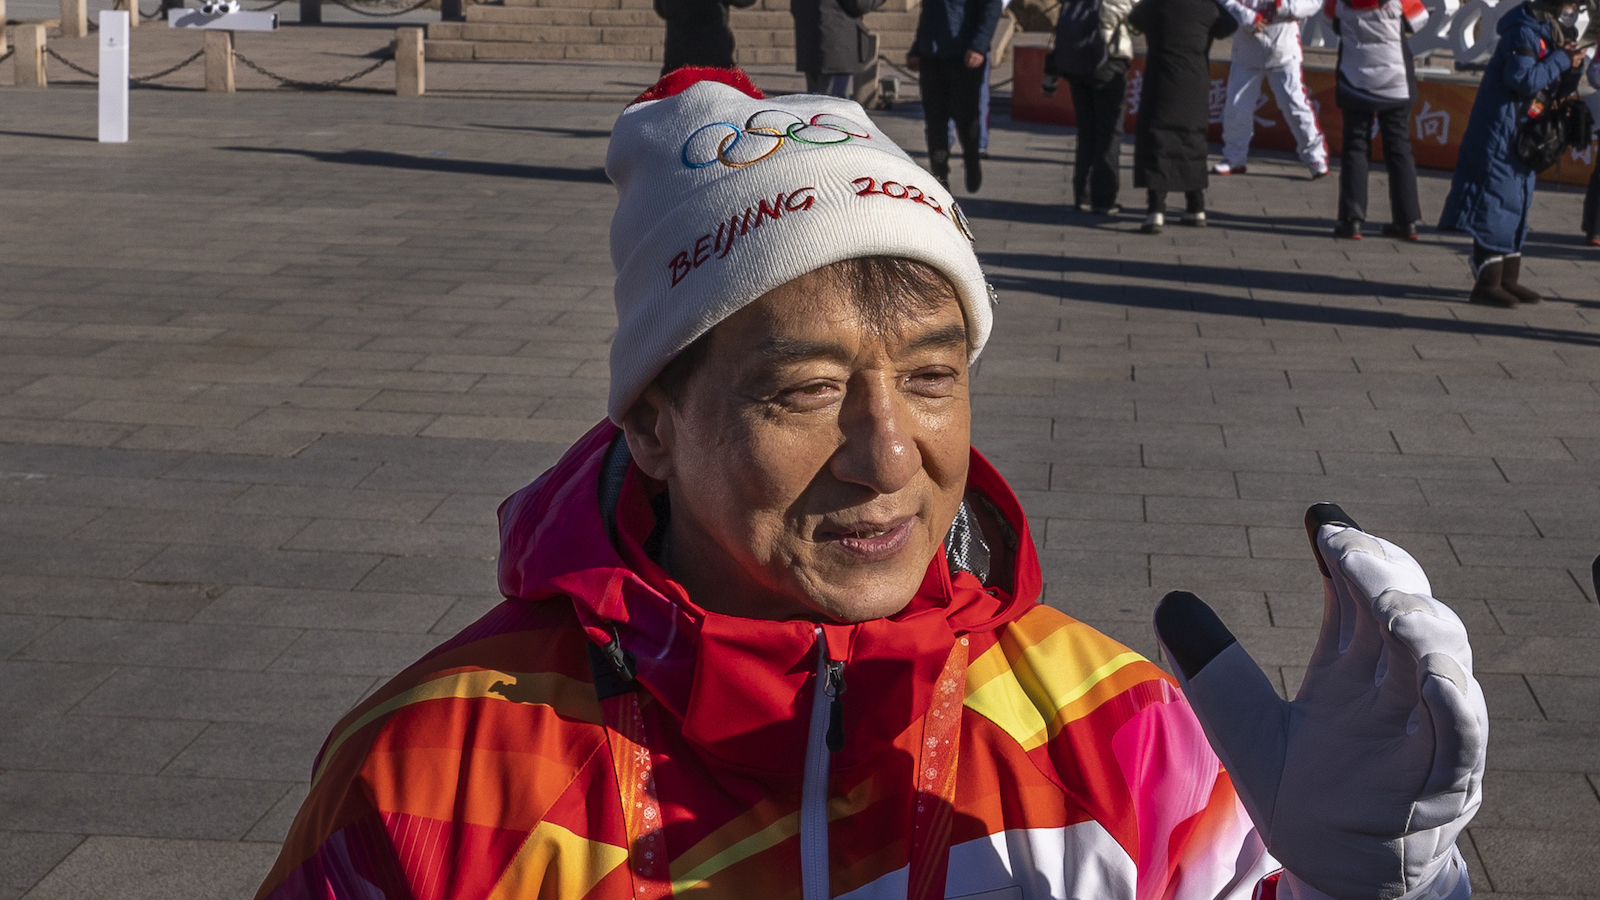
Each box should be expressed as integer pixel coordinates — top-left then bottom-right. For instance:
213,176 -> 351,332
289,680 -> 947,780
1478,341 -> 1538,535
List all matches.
1049,0 -> 1107,78
1516,90 -> 1594,173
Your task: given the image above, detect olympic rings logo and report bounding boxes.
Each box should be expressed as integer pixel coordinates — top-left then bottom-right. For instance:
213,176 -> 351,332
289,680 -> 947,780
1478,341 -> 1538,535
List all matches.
681,110 -> 872,170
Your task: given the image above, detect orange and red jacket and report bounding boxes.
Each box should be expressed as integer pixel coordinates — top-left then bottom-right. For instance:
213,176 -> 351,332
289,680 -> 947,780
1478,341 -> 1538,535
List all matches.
257,423 -> 1278,900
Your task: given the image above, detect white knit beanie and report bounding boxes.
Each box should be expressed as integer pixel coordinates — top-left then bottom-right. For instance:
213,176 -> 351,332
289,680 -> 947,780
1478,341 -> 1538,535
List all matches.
604,71 -> 994,423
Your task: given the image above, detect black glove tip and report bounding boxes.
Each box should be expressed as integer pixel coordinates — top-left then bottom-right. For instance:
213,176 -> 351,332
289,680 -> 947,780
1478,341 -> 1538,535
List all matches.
1304,503 -> 1361,578
1154,591 -> 1237,681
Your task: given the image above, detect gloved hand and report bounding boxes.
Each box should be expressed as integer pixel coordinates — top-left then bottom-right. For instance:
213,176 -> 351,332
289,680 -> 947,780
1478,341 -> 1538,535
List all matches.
1154,503 -> 1487,900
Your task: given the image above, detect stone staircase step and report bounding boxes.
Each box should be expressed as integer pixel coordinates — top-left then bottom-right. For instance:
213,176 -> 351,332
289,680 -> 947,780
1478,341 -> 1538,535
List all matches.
430,0 -> 921,65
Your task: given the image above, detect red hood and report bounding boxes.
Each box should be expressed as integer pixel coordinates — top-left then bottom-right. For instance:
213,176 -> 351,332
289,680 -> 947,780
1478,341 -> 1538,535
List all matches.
496,421 -> 1042,775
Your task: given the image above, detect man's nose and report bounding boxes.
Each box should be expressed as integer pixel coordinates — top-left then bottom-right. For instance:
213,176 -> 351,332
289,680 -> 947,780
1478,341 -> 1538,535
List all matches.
830,377 -> 921,495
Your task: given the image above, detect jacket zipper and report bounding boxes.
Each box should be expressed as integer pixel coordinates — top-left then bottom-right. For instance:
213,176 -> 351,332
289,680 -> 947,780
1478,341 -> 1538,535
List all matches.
801,627 -> 845,900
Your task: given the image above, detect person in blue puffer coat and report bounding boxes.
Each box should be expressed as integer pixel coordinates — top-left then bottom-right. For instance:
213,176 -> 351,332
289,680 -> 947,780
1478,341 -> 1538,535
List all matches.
1438,0 -> 1588,306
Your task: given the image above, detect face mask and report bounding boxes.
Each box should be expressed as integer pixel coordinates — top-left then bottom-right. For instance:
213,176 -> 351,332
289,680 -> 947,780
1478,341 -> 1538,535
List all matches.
1558,7 -> 1580,27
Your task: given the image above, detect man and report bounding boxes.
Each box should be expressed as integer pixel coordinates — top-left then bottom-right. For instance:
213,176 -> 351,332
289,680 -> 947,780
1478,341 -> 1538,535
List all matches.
793,0 -> 881,97
656,0 -> 758,75
1044,0 -> 1136,214
907,0 -> 1003,191
1213,0 -> 1331,179
257,68 -> 1486,900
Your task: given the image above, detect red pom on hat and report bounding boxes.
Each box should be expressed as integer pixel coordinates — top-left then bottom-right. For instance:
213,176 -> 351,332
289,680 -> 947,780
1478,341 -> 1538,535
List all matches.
630,67 -> 764,106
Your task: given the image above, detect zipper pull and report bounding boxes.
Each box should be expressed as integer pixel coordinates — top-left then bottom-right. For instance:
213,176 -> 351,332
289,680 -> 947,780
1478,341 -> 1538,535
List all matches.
824,660 -> 846,754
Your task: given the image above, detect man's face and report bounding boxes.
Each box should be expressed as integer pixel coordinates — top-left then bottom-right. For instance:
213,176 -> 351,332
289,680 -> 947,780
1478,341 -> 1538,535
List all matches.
627,269 -> 972,623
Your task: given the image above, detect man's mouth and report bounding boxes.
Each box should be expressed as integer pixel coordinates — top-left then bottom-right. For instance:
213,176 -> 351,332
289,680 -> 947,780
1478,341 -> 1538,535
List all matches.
818,517 -> 916,561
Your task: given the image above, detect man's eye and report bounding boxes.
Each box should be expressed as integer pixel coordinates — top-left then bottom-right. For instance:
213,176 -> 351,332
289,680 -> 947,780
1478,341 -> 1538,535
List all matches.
907,371 -> 956,395
776,382 -> 840,408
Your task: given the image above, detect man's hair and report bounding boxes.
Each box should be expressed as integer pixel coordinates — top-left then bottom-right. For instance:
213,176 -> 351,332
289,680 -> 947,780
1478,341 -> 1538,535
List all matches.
654,256 -> 962,403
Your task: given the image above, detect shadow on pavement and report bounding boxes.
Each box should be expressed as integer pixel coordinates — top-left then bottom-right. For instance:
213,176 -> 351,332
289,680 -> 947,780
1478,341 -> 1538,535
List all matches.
984,269 -> 1600,347
0,129 -> 99,142
465,123 -> 614,139
984,253 -> 1463,301
220,146 -> 610,182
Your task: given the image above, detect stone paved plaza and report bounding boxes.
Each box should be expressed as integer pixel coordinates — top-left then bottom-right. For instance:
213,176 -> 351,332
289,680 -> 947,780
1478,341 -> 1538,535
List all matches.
2,69 -> 1599,898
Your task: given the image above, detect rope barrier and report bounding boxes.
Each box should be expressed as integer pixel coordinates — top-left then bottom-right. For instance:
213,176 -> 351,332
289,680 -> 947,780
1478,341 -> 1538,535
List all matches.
138,1 -> 165,19
43,45 -> 208,82
324,0 -> 433,17
233,49 -> 391,88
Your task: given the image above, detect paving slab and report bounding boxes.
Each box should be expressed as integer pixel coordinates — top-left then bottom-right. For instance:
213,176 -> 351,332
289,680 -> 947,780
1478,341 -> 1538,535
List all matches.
4,54 -> 1600,896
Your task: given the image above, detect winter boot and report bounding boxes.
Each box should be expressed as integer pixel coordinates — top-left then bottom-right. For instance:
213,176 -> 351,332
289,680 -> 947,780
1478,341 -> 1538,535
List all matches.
1468,259 -> 1519,308
1500,254 -> 1542,304
1140,212 -> 1164,234
964,153 -> 982,193
930,149 -> 951,190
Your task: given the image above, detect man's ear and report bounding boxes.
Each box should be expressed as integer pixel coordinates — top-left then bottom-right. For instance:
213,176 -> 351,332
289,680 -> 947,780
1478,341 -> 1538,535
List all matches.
619,385 -> 677,482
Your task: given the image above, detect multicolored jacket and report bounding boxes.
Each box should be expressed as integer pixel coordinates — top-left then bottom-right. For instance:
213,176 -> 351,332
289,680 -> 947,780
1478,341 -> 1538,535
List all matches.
256,422 -> 1279,900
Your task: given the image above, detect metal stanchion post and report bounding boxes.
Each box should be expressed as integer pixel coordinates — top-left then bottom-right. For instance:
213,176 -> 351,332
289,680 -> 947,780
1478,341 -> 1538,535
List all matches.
440,0 -> 461,20
299,0 -> 320,24
16,23 -> 47,86
204,28 -> 234,90
1,0 -> 9,53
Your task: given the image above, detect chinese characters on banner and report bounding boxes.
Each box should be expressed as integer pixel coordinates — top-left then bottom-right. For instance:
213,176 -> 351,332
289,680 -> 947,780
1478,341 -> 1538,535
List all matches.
1013,48 -> 1598,187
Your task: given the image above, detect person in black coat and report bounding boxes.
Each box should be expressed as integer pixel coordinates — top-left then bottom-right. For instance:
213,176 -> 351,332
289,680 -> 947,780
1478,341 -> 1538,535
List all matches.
1127,0 -> 1240,233
907,0 -> 1004,192
657,0 -> 758,74
794,0 -> 883,96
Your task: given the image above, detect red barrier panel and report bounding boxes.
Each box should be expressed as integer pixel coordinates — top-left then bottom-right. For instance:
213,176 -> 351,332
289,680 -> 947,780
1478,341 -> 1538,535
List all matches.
1011,44 -> 1597,186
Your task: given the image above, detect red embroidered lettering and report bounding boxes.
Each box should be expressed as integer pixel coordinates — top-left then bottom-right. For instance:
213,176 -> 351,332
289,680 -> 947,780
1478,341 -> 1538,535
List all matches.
669,186 -> 818,284
754,195 -> 784,227
668,252 -> 692,287
716,211 -> 744,259
852,175 -> 948,218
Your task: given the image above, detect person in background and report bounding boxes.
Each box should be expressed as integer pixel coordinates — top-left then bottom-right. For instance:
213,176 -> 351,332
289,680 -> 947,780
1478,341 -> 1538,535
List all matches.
1582,49 -> 1599,247
794,0 -> 883,97
657,0 -> 758,73
1044,0 -> 1136,214
950,0 -> 1013,157
907,0 -> 1004,191
1327,0 -> 1426,240
1439,0 -> 1587,304
1214,0 -> 1331,178
1128,0 -> 1243,233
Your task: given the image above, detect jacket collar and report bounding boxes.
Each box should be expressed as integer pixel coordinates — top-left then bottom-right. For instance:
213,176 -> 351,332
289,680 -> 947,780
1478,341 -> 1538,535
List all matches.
497,421 -> 1040,774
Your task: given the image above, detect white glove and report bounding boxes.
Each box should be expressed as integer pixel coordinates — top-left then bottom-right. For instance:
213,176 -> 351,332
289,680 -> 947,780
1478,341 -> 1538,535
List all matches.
1154,503 -> 1487,900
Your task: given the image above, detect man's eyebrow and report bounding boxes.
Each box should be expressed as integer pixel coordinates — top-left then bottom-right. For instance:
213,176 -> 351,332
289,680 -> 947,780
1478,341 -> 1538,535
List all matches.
754,336 -> 854,365
753,323 -> 969,365
904,323 -> 969,353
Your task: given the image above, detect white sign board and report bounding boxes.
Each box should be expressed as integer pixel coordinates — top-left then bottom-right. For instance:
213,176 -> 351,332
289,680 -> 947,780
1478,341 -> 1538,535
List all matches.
99,10 -> 129,143
168,8 -> 278,30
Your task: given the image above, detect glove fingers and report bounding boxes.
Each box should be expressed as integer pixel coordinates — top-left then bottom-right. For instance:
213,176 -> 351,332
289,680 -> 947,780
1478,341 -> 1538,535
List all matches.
1314,523 -> 1439,702
1154,591 -> 1290,835
1411,652 -> 1488,829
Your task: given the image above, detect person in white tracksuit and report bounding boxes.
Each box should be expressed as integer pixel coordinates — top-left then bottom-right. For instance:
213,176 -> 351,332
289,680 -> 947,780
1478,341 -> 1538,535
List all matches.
1213,0 -> 1331,177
